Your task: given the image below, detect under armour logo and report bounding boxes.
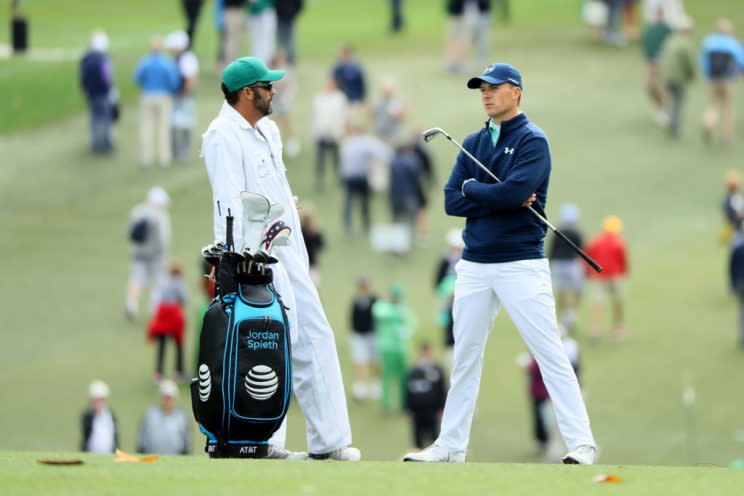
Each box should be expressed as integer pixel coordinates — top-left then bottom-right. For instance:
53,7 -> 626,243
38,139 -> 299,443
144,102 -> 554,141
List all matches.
504,147 -> 515,154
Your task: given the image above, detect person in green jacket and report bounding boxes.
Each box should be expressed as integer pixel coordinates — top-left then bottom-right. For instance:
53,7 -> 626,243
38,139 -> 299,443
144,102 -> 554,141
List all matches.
373,283 -> 417,413
660,15 -> 697,139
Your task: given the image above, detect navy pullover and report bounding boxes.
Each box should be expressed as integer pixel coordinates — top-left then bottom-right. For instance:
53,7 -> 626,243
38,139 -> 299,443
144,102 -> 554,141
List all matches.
444,112 -> 551,263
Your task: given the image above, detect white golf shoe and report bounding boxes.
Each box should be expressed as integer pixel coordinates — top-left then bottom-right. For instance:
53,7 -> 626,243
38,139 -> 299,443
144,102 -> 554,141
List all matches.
403,444 -> 466,463
308,446 -> 361,461
266,445 -> 307,460
562,445 -> 597,465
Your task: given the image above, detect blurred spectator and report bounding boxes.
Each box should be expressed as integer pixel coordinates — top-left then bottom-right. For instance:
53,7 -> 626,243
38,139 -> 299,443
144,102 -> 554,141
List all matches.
275,0 -> 303,65
582,0 -> 609,42
388,138 -> 424,234
311,77 -> 348,190
222,0 -> 247,70
604,0 -> 627,46
373,283 -> 417,413
332,43 -> 367,112
642,0 -> 685,27
81,380 -> 118,453
339,121 -> 391,236
372,76 -> 408,144
126,187 -> 171,320
547,204 -> 585,332
518,325 -> 581,460
728,227 -> 744,348
137,379 -> 191,455
194,258 -> 215,372
660,15 -> 696,139
300,204 -> 325,286
349,276 -> 380,401
79,30 -> 115,155
390,0 -> 404,33
623,0 -> 640,41
721,170 -> 744,243
700,18 -> 744,145
165,31 -> 200,161
214,0 -> 226,66
181,0 -> 204,48
405,342 -> 447,449
248,0 -> 277,63
411,131 -> 435,240
641,7 -> 672,126
147,263 -> 187,382
444,0 -> 491,73
270,50 -> 300,156
434,229 -> 463,370
585,215 -> 629,341
133,37 -> 180,167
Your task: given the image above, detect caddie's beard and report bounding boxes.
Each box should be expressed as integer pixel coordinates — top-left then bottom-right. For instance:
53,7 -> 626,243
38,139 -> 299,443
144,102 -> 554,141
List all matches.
253,91 -> 273,117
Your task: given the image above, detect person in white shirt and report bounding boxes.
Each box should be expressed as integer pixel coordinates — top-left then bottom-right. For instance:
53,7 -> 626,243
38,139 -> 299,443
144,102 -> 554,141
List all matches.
166,31 -> 200,161
81,380 -> 118,453
311,77 -> 349,190
137,380 -> 191,455
201,56 -> 359,461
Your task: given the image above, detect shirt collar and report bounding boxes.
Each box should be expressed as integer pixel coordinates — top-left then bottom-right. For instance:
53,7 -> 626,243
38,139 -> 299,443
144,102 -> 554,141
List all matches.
219,101 -> 254,130
484,111 -> 526,134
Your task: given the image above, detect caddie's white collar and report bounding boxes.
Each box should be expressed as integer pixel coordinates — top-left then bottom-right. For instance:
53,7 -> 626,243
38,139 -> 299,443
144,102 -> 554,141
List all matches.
219,101 -> 270,132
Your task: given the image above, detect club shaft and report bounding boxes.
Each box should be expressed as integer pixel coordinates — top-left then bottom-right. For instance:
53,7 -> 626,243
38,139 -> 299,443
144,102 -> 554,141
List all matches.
441,132 -> 603,273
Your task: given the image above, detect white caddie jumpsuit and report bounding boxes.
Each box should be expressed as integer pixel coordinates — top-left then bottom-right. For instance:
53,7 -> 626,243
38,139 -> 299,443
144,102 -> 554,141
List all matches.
202,102 -> 352,454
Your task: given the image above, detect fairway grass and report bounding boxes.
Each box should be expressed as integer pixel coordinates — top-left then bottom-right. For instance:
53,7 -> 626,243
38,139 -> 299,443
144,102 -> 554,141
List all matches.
2,451 -> 743,496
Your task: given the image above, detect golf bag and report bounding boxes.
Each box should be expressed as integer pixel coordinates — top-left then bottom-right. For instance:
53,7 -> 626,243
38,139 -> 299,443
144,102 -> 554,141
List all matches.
191,213 -> 292,458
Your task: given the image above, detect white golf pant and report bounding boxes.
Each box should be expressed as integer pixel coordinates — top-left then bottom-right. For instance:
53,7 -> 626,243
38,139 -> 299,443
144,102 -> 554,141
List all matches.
437,258 -> 595,453
268,247 -> 352,454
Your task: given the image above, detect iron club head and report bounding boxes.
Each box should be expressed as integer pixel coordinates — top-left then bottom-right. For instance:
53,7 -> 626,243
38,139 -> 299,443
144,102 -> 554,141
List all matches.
422,127 -> 447,143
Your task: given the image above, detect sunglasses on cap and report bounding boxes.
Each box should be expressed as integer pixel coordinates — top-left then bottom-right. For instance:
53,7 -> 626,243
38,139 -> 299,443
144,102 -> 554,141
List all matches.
247,81 -> 273,91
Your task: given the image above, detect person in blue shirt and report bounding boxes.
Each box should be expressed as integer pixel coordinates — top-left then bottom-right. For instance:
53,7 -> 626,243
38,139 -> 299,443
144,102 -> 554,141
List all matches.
332,43 -> 366,105
403,63 -> 597,465
79,30 -> 114,154
134,38 -> 181,167
700,18 -> 744,144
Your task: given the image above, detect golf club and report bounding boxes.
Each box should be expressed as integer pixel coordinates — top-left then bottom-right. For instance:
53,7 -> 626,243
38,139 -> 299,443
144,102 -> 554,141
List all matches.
422,127 -> 602,273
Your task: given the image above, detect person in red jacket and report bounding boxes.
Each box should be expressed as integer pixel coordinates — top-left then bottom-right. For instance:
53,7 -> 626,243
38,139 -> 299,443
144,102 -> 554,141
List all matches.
585,215 -> 629,341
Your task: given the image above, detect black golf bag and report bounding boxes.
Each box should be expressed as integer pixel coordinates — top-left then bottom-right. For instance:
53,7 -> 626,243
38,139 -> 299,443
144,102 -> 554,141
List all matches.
191,250 -> 292,458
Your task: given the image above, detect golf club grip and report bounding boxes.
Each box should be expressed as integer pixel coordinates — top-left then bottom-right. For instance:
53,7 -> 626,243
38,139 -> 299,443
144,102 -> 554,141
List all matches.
226,210 -> 234,252
554,229 -> 602,273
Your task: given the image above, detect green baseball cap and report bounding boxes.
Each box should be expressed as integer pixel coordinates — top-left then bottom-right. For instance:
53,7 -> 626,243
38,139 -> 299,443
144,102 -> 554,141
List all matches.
221,57 -> 285,92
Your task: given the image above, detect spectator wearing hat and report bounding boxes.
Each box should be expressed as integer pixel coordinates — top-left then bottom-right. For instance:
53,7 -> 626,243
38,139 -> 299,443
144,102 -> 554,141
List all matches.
134,37 -> 181,167
126,187 -> 171,320
137,380 -> 191,455
81,380 -> 118,453
700,18 -> 744,144
660,15 -> 696,139
372,283 -> 417,413
79,30 -> 115,154
165,31 -> 200,161
547,204 -> 585,332
348,276 -> 380,401
585,216 -> 629,341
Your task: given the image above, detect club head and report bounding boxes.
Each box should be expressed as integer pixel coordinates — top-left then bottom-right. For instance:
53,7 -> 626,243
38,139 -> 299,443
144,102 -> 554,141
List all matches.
422,127 -> 446,143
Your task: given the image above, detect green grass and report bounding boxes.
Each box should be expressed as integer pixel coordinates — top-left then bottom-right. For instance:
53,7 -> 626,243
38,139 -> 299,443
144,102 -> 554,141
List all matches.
2,0 -> 744,480
2,452 -> 744,496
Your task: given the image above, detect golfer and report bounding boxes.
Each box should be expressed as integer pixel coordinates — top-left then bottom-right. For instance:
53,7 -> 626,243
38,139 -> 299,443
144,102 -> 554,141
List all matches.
201,57 -> 359,461
403,63 -> 597,464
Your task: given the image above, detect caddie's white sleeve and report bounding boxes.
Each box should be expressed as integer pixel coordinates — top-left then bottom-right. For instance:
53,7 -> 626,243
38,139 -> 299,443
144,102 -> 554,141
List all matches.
202,128 -> 246,247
